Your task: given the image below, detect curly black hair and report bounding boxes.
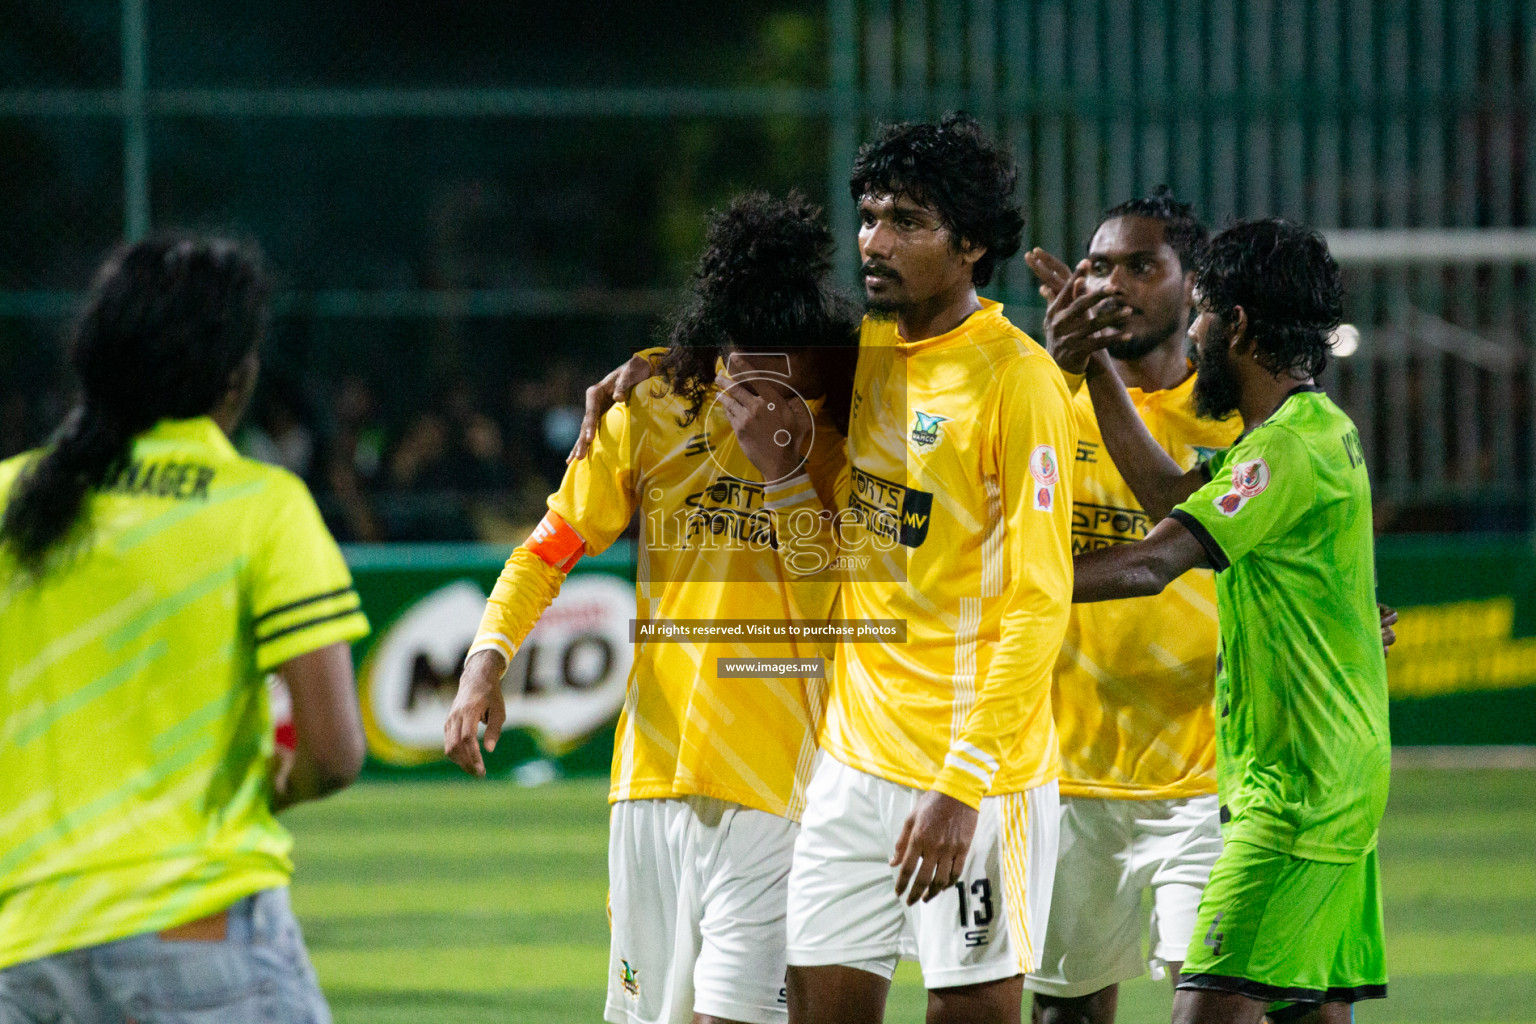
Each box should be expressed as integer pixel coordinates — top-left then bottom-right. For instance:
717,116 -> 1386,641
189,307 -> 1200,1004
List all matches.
2,235 -> 269,571
656,191 -> 859,427
848,112 -> 1023,286
1195,218 -> 1344,379
1098,185 -> 1209,273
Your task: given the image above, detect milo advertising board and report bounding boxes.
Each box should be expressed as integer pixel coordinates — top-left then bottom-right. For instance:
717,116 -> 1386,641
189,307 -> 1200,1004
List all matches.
340,534 -> 1534,779
344,542 -> 635,778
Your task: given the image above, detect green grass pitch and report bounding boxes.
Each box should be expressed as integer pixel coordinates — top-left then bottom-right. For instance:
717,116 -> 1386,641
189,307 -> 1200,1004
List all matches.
283,768 -> 1536,1023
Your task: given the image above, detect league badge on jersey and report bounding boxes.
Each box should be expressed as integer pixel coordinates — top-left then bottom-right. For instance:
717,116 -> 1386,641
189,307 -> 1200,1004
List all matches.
910,410 -> 949,450
1214,457 -> 1270,516
1030,444 -> 1059,511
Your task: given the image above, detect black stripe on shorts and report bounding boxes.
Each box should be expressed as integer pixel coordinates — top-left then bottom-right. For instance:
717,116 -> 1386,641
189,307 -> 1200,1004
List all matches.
1178,972 -> 1387,1008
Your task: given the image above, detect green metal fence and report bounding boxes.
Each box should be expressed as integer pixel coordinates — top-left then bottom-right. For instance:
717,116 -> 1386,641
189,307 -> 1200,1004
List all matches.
4,0 -> 1535,520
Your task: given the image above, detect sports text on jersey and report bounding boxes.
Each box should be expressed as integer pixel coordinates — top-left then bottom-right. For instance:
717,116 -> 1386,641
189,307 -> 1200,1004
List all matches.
1070,500 -> 1152,552
638,477 -> 776,549
848,464 -> 934,548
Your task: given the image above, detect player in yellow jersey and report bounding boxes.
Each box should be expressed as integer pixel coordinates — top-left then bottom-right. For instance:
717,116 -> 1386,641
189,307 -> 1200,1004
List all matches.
726,114 -> 1072,1024
0,237 -> 368,1022
1012,191 -> 1242,1024
568,119 -> 1077,1024
443,193 -> 858,1024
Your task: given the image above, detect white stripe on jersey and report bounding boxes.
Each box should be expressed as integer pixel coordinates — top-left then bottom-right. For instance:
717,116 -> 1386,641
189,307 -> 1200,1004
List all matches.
941,752 -> 992,788
950,597 -> 981,749
952,739 -> 1000,774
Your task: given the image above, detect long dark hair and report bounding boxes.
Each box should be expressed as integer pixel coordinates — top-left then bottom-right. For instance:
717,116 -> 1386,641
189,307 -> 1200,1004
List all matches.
1,235 -> 270,571
1195,218 -> 1343,379
656,191 -> 860,427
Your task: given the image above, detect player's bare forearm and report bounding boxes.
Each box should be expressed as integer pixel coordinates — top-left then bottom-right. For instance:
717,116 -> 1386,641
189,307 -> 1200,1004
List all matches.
274,744 -> 356,812
1084,352 -> 1207,519
443,649 -> 509,778
1073,517 -> 1208,603
272,642 -> 365,811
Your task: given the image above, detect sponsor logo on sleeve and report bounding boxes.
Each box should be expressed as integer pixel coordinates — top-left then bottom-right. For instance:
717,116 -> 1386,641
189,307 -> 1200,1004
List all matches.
1213,457 -> 1269,517
1030,444 -> 1059,512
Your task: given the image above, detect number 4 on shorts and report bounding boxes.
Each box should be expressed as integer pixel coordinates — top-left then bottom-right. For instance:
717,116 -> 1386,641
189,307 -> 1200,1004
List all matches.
1203,911 -> 1226,956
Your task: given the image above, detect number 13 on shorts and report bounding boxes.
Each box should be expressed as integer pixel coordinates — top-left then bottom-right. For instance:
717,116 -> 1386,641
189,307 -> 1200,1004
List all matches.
955,878 -> 996,948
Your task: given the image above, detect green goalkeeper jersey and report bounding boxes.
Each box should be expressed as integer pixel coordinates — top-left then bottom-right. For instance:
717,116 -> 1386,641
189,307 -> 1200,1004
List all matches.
1170,386 -> 1390,863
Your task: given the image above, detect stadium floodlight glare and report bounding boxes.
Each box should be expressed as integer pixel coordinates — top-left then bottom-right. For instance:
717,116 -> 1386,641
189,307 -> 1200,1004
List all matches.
1330,323 -> 1360,358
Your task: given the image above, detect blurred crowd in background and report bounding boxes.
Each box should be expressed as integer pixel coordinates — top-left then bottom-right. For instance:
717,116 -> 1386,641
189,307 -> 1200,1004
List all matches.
0,358 -> 591,542
7,0 -> 1536,539
3,0 -> 828,541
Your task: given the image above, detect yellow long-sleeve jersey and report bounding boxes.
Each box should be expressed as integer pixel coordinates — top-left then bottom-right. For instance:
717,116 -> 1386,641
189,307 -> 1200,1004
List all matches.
770,301 -> 1076,809
1056,369 -> 1243,800
470,378 -> 843,821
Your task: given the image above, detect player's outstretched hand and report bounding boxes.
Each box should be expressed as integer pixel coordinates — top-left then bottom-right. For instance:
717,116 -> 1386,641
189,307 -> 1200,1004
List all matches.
890,791 -> 979,906
443,650 -> 508,778
568,353 -> 659,463
1044,260 -> 1133,375
1379,603 -> 1398,656
1023,247 -> 1073,303
714,373 -> 812,483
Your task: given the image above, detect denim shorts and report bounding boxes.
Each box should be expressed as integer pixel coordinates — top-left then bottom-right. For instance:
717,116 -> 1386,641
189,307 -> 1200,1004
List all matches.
0,887 -> 331,1024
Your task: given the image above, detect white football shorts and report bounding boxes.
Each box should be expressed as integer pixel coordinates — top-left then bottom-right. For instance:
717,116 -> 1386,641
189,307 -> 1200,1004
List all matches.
1024,793 -> 1223,998
605,796 -> 797,1024
785,753 -> 1059,989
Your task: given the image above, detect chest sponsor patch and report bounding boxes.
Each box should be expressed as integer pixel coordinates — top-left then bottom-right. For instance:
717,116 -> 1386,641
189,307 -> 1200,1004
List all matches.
1214,457 -> 1270,517
1070,501 -> 1152,553
680,475 -> 773,546
849,464 -> 934,547
910,410 -> 949,451
1029,444 -> 1059,512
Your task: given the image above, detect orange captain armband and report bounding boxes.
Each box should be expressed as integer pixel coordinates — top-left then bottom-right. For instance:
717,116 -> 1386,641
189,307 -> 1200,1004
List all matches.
526,510 -> 586,572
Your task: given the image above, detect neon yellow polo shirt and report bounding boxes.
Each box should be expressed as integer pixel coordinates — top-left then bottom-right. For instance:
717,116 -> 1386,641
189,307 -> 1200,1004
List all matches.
0,417 -> 368,968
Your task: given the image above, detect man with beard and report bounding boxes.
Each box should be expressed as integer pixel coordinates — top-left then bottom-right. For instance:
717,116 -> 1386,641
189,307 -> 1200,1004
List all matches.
1063,219 -> 1390,1024
739,113 -> 1075,1024
1018,190 -> 1241,1024
573,115 -> 1077,1024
